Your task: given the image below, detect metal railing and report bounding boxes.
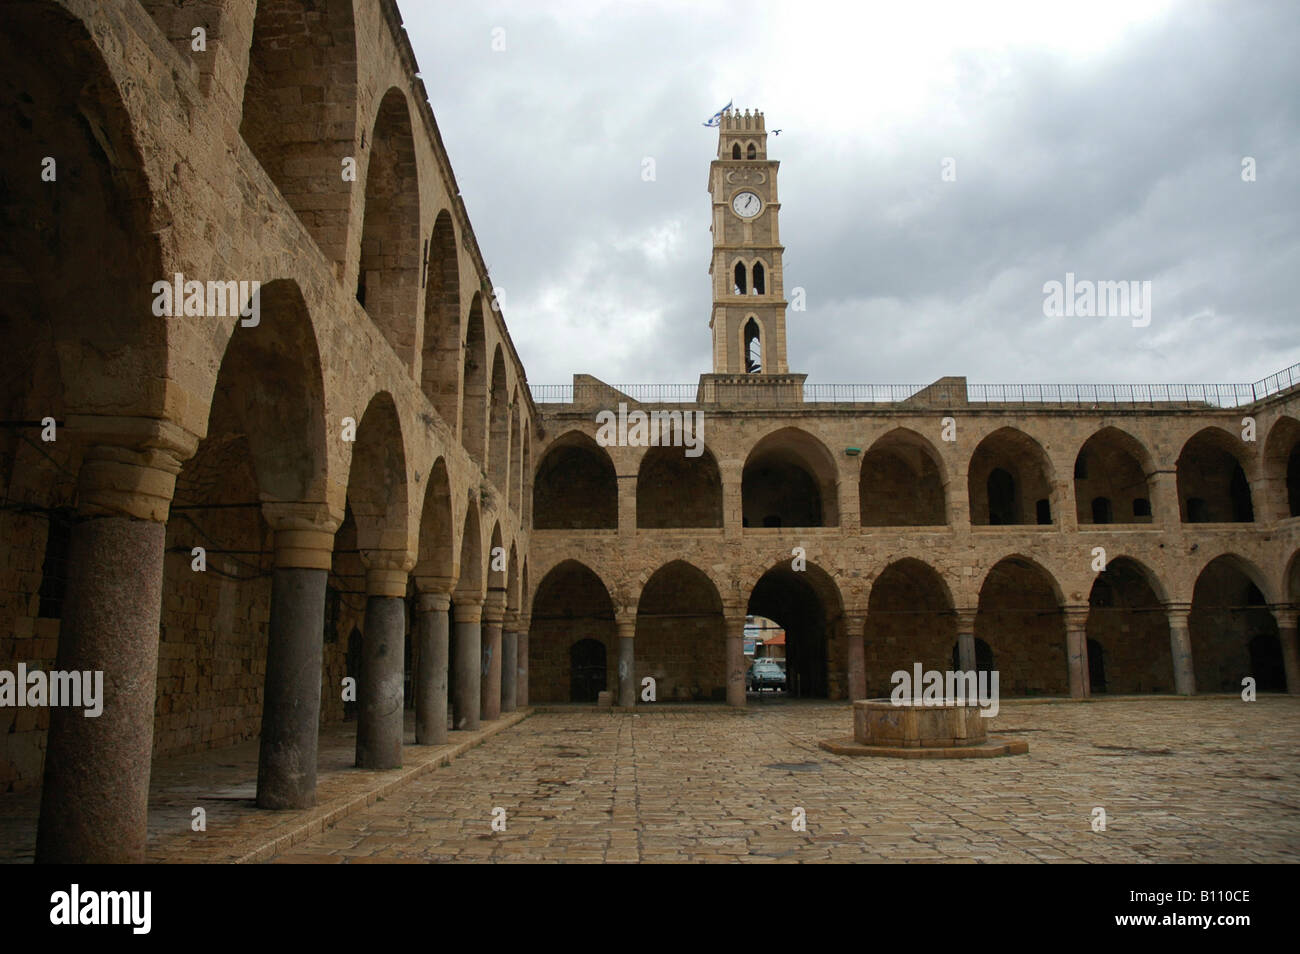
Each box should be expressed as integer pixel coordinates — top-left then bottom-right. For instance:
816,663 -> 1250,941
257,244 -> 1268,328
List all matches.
531,361 -> 1300,409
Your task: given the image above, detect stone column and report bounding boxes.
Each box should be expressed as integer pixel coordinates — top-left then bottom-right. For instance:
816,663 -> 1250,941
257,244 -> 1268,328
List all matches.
501,615 -> 519,714
355,557 -> 410,770
453,598 -> 483,730
1063,605 -> 1091,699
725,615 -> 747,707
414,588 -> 451,744
1165,602 -> 1196,695
721,460 -> 744,538
257,508 -> 338,809
1149,469 -> 1181,528
617,466 -> 636,535
517,617 -> 530,707
481,598 -> 504,722
955,608 -> 978,673
845,614 -> 866,701
36,416 -> 196,864
1271,606 -> 1300,695
616,617 -> 636,708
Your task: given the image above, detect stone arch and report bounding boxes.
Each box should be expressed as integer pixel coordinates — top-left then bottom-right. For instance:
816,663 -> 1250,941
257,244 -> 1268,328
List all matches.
637,444 -> 724,528
0,3 -> 169,419
748,561 -> 844,698
238,0 -> 357,269
158,281 -> 328,766
420,209 -> 461,428
732,143 -> 742,159
509,397 -> 522,515
529,560 -> 616,702
733,260 -> 748,295
1176,426 -> 1255,523
488,347 -> 509,491
355,87 -> 421,372
139,1 -> 232,94
1263,416 -> 1300,519
461,293 -> 488,461
746,141 -> 757,159
742,427 -> 840,528
346,391 -> 409,553
1074,427 -> 1155,524
414,456 -> 454,581
1086,557 -> 1171,693
1190,554 -> 1281,692
864,559 -> 956,697
637,560 -> 726,701
751,259 -> 766,295
976,555 -> 1067,695
455,498 -> 483,601
859,428 -> 947,526
533,431 -> 617,530
968,428 -> 1056,526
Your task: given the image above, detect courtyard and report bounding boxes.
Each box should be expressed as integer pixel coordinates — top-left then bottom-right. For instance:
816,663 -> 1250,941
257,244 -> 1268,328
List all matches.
103,696 -> 1300,864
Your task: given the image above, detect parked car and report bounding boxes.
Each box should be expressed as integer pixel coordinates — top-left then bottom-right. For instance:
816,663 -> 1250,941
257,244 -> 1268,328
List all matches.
748,659 -> 787,692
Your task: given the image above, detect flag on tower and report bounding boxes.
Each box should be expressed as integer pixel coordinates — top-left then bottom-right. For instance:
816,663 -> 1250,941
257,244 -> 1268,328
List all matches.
702,100 -> 733,127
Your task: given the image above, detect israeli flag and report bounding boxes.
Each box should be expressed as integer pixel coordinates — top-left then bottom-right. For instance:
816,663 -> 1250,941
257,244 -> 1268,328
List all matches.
702,100 -> 733,127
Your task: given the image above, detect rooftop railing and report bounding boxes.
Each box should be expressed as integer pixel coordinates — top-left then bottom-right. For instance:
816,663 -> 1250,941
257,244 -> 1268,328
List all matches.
531,362 -> 1300,409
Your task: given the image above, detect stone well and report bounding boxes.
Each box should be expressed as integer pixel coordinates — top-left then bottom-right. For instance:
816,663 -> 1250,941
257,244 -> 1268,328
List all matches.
819,698 -> 1028,759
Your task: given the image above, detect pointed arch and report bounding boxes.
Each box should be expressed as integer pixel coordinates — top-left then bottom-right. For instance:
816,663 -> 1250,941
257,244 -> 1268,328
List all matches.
356,87 -> 421,372
488,347 -> 509,490
461,294 -> 488,462
742,427 -> 840,527
239,0 -> 358,269
1074,427 -> 1155,524
968,428 -> 1055,526
637,560 -> 726,702
859,428 -> 947,526
533,431 -> 617,529
976,555 -> 1066,695
1177,427 -> 1255,523
529,560 -> 616,702
420,209 -> 462,428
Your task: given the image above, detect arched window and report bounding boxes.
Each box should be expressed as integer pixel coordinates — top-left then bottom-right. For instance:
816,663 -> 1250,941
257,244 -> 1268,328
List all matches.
752,262 -> 765,295
1091,497 -> 1113,524
744,318 -> 762,374
732,143 -> 741,159
747,142 -> 757,159
733,262 -> 747,295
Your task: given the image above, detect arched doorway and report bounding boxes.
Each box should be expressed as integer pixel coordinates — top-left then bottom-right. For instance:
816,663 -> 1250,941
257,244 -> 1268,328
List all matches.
570,639 -> 608,702
748,563 -> 842,698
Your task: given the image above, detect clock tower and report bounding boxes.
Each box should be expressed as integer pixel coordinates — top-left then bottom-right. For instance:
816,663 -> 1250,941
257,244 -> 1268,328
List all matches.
707,108 -> 792,377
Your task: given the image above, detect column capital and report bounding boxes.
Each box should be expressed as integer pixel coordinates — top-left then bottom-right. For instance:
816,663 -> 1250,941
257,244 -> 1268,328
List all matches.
723,614 -> 747,637
1062,604 -> 1091,628
68,414 -> 200,521
954,607 -> 979,631
454,599 -> 484,623
1164,601 -> 1193,625
1270,604 -> 1299,630
483,588 -> 507,623
361,550 -> 413,598
262,502 -> 340,570
616,618 -> 636,640
413,574 -> 456,597
418,591 -> 451,613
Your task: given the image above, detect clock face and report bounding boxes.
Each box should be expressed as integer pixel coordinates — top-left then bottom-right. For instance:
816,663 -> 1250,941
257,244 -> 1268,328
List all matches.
732,191 -> 761,218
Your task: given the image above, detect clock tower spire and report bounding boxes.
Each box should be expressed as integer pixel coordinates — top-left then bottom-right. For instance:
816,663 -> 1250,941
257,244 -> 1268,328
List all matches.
707,107 -> 791,376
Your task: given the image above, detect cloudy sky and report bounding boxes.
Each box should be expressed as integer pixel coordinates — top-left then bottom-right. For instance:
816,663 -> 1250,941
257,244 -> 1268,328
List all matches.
401,0 -> 1300,390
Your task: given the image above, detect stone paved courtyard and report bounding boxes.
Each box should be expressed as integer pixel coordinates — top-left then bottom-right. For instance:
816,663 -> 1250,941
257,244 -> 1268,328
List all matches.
268,697 -> 1299,863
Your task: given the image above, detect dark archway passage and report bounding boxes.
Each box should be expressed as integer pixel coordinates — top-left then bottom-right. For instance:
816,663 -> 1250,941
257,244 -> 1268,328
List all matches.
528,561 -> 616,702
1086,558 -> 1171,693
748,564 -> 841,698
636,562 -> 724,701
1190,556 -> 1280,692
570,639 -> 607,702
865,559 -> 955,696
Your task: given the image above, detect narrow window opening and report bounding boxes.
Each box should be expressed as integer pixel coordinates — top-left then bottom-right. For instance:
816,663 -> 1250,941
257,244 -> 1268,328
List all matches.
1091,496 -> 1113,524
746,142 -> 757,159
1132,497 -> 1151,517
731,143 -> 741,159
1035,498 -> 1052,525
744,319 -> 762,373
752,262 -> 765,295
733,262 -> 747,295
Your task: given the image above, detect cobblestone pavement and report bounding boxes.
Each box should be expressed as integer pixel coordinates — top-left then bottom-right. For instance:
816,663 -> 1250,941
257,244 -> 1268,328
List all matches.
266,697 -> 1300,863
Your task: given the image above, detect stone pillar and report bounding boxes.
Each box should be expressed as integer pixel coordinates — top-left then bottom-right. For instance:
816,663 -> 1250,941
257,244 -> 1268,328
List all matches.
501,618 -> 519,714
616,618 -> 636,708
1165,602 -> 1196,695
414,589 -> 451,744
721,460 -> 744,538
955,608 -> 978,673
725,615 -> 747,707
517,618 -> 530,708
1063,605 -> 1091,699
845,614 -> 866,701
257,510 -> 338,809
1149,469 -> 1181,528
1271,606 -> 1300,695
453,598 -> 483,730
481,600 -> 504,722
617,467 -> 636,535
355,559 -> 410,770
36,417 -> 196,864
